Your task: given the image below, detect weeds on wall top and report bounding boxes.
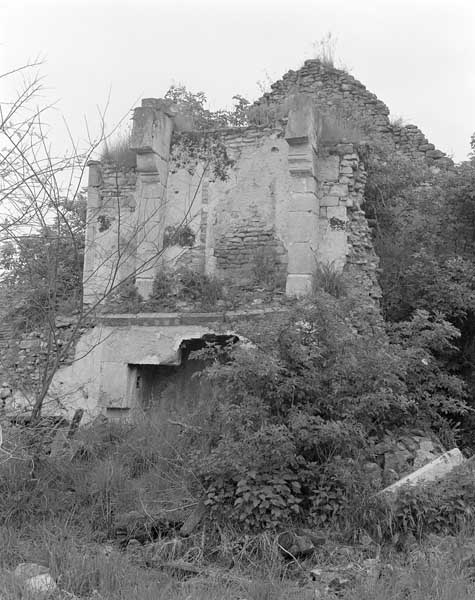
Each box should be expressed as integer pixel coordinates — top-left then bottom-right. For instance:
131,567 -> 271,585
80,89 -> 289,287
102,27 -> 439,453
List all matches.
101,130 -> 135,169
165,86 -> 251,180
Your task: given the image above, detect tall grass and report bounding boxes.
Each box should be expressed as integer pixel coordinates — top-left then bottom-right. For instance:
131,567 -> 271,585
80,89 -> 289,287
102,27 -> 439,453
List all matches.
312,261 -> 347,298
101,131 -> 136,168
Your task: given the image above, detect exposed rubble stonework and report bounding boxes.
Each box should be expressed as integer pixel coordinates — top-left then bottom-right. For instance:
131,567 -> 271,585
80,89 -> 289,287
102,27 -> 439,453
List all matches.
54,60 -> 450,420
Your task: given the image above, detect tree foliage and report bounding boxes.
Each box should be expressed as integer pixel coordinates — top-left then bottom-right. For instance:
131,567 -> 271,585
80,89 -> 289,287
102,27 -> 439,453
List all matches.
165,85 -> 250,180
0,197 -> 86,329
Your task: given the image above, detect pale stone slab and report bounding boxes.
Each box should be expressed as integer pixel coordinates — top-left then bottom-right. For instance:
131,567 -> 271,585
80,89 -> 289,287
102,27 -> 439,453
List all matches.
320,195 -> 340,207
288,212 -> 316,242
288,192 -> 318,212
316,155 -> 340,182
329,183 -> 349,196
286,274 -> 313,297
285,94 -> 319,145
380,448 -> 464,495
287,243 -> 315,273
289,175 -> 316,194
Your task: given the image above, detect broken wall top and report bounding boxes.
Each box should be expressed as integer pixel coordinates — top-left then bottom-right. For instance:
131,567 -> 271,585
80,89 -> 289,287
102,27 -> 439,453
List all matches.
252,59 -> 452,169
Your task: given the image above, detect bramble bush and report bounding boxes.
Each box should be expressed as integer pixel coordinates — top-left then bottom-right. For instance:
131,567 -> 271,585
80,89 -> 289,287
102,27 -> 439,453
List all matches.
185,292 -> 468,532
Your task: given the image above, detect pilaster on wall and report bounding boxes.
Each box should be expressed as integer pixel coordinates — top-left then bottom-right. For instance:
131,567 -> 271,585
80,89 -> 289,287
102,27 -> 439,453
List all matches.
285,95 -> 321,297
83,161 -> 102,305
130,99 -> 174,298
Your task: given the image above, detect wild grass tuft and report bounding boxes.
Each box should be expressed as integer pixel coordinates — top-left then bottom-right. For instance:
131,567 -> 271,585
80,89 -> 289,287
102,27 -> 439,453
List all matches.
312,261 -> 347,298
101,131 -> 136,168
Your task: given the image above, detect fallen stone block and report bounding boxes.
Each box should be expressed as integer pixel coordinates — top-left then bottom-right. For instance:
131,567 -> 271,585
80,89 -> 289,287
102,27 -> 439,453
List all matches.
14,562 -> 57,595
380,448 -> 464,495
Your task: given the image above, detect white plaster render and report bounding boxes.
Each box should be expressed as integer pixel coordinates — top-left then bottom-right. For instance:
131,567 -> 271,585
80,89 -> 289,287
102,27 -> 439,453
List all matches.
50,323 -> 226,418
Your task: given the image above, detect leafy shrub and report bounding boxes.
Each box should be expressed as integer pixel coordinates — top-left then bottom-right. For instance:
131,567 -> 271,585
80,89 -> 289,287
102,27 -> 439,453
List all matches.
146,267 -> 223,309
165,86 -> 248,180
186,293 -> 468,532
148,269 -> 174,306
163,224 -> 196,247
177,267 -> 223,305
102,279 -> 143,313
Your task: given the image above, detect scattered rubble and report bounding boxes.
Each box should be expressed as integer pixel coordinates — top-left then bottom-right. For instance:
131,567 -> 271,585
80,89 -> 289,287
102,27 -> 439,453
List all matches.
278,530 -> 326,559
310,558 -> 381,598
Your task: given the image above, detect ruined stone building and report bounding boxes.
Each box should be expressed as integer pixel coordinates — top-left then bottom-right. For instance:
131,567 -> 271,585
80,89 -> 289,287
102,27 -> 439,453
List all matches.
50,59 -> 451,420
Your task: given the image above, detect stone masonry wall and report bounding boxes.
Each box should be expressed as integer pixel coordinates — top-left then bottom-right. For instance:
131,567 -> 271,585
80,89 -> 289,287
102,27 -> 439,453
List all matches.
83,162 -> 138,304
214,221 -> 287,284
252,59 -> 452,169
206,127 -> 291,283
316,142 -> 381,302
390,122 -> 453,168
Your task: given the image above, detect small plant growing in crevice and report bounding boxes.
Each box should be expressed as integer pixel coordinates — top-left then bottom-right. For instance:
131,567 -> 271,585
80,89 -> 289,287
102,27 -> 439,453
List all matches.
144,266 -> 224,310
312,261 -> 347,298
97,214 -> 112,232
102,279 -> 143,313
163,224 -> 196,247
251,248 -> 285,291
313,31 -> 338,68
177,267 -> 224,307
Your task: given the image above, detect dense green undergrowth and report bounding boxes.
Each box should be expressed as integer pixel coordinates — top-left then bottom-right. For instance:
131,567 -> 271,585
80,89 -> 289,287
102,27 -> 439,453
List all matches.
0,293 -> 471,539
1,292 -> 475,597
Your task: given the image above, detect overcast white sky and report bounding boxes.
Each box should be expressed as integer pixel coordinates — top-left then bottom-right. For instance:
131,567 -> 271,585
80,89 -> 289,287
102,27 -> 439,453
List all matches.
2,0 -> 474,161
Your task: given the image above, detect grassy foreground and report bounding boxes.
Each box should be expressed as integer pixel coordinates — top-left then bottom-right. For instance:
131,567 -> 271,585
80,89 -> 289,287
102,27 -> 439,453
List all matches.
1,523 -> 475,599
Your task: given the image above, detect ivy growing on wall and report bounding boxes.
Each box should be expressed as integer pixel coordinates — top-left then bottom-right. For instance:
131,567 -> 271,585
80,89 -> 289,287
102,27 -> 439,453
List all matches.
165,86 -> 250,180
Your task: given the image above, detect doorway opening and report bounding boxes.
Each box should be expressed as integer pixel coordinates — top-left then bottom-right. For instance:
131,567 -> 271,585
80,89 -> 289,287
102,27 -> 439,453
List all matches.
128,333 -> 238,412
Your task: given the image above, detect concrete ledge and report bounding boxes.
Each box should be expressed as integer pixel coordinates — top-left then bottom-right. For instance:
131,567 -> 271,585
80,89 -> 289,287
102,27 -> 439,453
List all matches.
98,308 -> 289,327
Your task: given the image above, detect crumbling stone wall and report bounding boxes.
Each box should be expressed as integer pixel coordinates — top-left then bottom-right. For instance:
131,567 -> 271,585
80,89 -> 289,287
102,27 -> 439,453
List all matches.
207,128 -> 290,284
316,141 -> 381,302
214,222 -> 287,284
83,162 -> 137,305
390,122 -> 453,168
87,62 -> 436,305
253,59 -> 390,136
0,318 -> 92,404
83,100 -> 383,303
253,59 -> 452,169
